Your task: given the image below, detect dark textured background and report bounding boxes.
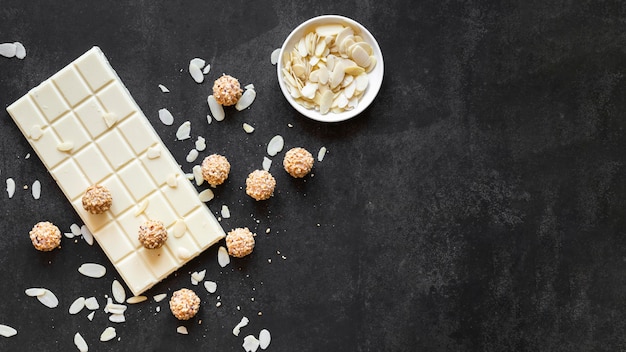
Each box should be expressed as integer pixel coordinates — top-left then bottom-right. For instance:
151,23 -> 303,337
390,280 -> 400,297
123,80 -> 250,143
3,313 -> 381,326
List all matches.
1,1 -> 626,351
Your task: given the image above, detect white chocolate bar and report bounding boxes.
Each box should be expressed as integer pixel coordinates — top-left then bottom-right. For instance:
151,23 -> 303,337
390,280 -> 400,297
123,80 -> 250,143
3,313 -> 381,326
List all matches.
7,47 -> 225,295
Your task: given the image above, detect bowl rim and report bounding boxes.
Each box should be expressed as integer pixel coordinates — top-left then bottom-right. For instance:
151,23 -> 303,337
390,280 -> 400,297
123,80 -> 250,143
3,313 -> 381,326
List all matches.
277,14 -> 384,123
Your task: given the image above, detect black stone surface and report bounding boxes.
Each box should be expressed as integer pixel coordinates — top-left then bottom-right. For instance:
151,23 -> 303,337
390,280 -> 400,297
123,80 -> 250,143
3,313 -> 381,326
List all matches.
1,1 -> 626,351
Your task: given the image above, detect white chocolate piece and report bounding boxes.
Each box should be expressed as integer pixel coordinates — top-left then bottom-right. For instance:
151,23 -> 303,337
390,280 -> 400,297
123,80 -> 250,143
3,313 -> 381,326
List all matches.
6,47 -> 225,295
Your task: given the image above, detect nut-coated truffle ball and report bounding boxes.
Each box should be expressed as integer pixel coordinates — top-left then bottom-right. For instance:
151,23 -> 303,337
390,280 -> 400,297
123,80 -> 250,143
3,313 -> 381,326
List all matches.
29,221 -> 61,251
82,184 -> 112,214
169,288 -> 200,320
283,147 -> 314,178
226,227 -> 255,258
245,170 -> 276,201
201,154 -> 230,187
138,220 -> 168,249
212,74 -> 243,106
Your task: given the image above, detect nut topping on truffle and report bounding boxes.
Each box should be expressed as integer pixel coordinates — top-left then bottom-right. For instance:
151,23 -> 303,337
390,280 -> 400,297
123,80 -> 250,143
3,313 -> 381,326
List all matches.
82,184 -> 112,214
245,170 -> 276,201
226,227 -> 255,258
283,147 -> 314,178
169,288 -> 200,320
29,221 -> 61,251
201,154 -> 230,187
212,74 -> 243,106
138,220 -> 168,249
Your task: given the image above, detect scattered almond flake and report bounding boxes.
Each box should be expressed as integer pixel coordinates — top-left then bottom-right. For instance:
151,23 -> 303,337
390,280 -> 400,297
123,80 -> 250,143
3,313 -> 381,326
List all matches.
103,112 -> 118,127
158,84 -> 170,93
317,146 -> 327,162
189,63 -> 204,83
217,246 -> 230,267
25,288 -> 46,297
192,269 -> 206,283
153,293 -> 167,303
177,246 -> 191,259
177,326 -> 189,335
207,95 -> 225,121
158,108 -> 174,126
37,289 -> 59,308
126,296 -> 147,304
195,136 -> 206,151
109,313 -> 126,323
176,121 -> 192,141
64,232 -> 75,239
198,189 -> 214,202
104,297 -> 113,313
0,324 -> 17,338
70,223 -> 81,237
270,48 -> 280,65
74,332 -> 88,352
221,205 -> 231,219
135,200 -> 149,216
167,173 -> 179,188
235,89 -> 256,111
56,141 -> 73,152
14,42 -> 26,59
266,135 -> 284,156
81,225 -> 94,245
203,64 -> 212,75
244,84 -> 255,90
147,145 -> 161,159
185,173 -> 194,180
259,329 -> 271,349
186,148 -> 199,163
192,165 -> 204,186
78,263 -> 106,278
30,125 -> 43,140
85,297 -> 99,310
206,114 -> 213,125
262,157 -> 272,171
112,280 -> 126,304
173,219 -> 186,238
87,311 -> 95,321
0,43 -> 17,58
190,57 -> 206,69
243,335 -> 261,352
100,327 -> 116,342
233,316 -> 250,336
69,297 -> 86,315
6,178 -> 15,198
106,303 -> 127,315
204,281 -> 217,294
243,123 -> 255,133
31,180 -> 41,200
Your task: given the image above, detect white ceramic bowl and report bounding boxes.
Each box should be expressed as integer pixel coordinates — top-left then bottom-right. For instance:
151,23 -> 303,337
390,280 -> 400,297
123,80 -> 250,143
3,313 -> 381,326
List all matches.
277,15 -> 384,122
